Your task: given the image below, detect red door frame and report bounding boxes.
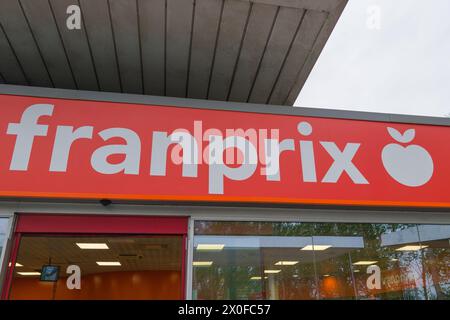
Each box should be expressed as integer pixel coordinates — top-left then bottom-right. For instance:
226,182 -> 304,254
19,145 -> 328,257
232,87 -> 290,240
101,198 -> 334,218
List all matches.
1,214 -> 189,300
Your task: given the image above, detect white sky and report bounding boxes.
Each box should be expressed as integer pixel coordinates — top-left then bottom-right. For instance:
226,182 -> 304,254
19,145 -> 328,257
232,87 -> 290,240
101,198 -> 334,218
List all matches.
295,0 -> 450,118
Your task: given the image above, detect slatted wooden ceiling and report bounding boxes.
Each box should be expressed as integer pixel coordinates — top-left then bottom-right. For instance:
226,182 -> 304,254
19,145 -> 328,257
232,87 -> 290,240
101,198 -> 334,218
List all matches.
0,0 -> 346,106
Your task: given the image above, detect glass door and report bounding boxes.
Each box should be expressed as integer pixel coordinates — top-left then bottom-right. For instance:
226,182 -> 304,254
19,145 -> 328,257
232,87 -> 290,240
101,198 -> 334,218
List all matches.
1,214 -> 188,300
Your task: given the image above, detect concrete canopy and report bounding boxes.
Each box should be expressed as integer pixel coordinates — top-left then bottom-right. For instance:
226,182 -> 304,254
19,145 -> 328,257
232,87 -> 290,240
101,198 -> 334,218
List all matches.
0,0 -> 346,106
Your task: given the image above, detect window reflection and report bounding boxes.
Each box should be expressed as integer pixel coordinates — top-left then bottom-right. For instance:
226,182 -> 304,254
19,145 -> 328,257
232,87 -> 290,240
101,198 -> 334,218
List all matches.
193,221 -> 450,300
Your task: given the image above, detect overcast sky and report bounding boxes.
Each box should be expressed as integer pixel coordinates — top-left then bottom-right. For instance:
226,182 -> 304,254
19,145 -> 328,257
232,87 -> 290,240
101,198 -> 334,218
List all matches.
295,0 -> 450,118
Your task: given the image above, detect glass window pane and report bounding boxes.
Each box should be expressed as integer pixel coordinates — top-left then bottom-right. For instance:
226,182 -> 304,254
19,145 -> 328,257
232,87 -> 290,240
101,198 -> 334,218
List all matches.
417,225 -> 450,300
193,221 -> 317,300
193,221 -> 450,300
312,223 -> 423,299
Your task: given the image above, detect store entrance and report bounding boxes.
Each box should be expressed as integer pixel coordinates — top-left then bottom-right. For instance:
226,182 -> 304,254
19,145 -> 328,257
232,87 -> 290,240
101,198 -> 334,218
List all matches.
1,214 -> 188,300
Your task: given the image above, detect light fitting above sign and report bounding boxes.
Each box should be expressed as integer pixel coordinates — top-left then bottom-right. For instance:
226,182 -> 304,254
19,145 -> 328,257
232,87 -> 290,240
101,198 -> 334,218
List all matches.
0,94 -> 448,208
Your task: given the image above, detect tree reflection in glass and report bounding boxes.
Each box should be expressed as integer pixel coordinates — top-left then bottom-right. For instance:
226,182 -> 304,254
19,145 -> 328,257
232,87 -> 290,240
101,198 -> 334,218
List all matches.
192,221 -> 450,300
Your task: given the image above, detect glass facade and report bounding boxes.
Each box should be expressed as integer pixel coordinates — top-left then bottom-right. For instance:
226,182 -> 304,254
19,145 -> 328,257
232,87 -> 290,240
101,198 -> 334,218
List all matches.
0,218 -> 9,270
193,221 -> 450,300
1,216 -> 450,300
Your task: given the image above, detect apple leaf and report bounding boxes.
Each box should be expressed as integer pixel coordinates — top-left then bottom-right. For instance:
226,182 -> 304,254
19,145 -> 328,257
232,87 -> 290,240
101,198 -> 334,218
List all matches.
387,127 -> 403,141
402,129 -> 415,143
387,127 -> 415,143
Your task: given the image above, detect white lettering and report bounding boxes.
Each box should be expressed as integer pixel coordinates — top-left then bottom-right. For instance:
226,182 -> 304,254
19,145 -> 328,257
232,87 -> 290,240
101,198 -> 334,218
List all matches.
208,135 -> 257,194
7,104 -> 54,171
66,5 -> 81,30
150,131 -> 198,177
321,142 -> 369,184
66,265 -> 81,290
50,126 -> 93,172
91,128 -> 141,174
366,265 -> 381,290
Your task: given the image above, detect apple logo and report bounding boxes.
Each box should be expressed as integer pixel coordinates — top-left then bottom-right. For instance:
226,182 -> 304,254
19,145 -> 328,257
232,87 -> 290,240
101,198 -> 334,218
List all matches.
381,127 -> 433,187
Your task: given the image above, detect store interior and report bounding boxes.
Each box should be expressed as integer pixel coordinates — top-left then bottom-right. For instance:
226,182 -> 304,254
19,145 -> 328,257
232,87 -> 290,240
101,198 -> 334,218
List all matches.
9,235 -> 183,300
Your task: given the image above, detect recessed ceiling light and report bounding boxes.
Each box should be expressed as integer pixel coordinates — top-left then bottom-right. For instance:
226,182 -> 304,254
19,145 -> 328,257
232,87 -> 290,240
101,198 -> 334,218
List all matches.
193,261 -> 213,267
353,269 -> 360,273
353,260 -> 378,265
250,276 -> 268,280
275,261 -> 299,266
77,243 -> 109,249
9,262 -> 23,267
396,245 -> 428,251
301,245 -> 331,251
17,272 -> 41,276
196,244 -> 225,251
293,274 -> 299,278
264,270 -> 281,274
323,274 -> 331,277
390,258 -> 399,261
96,261 -> 121,266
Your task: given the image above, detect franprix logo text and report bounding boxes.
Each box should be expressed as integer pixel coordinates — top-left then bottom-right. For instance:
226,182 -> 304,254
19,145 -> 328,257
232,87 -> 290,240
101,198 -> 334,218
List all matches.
4,104 -> 434,196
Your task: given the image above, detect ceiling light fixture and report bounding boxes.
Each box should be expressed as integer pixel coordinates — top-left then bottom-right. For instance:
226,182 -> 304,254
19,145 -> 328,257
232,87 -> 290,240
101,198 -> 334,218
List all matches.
196,244 -> 225,251
17,272 -> 41,276
352,261 -> 378,265
264,270 -> 281,274
275,261 -> 299,266
77,243 -> 109,249
301,245 -> 331,251
396,245 -> 428,251
193,261 -> 213,267
96,261 -> 121,266
250,276 -> 268,280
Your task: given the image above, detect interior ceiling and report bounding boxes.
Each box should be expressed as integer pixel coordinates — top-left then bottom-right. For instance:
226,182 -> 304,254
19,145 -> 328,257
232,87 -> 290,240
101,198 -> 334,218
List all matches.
15,235 -> 448,278
15,236 -> 182,277
195,247 -> 359,267
0,0 -> 347,106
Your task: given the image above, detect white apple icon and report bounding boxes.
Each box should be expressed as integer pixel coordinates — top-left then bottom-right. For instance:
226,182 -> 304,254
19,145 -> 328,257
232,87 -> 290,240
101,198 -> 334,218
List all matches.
381,127 -> 433,187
